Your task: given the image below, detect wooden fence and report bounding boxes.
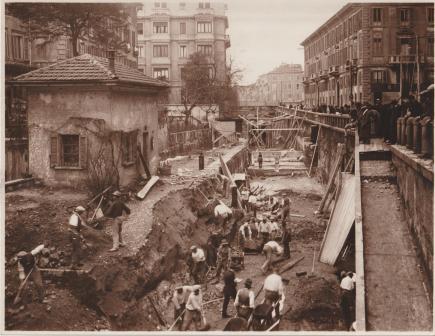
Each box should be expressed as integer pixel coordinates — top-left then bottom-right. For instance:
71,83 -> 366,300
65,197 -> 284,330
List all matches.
5,139 -> 29,181
167,128 -> 212,156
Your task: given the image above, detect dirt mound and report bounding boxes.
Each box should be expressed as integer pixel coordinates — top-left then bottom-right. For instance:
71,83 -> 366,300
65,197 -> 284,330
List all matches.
5,285 -> 109,331
291,220 -> 324,241
286,275 -> 341,330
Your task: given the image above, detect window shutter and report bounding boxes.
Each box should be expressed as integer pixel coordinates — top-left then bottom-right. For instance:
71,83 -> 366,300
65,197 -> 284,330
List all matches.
50,134 -> 58,168
79,136 -> 87,168
132,130 -> 138,162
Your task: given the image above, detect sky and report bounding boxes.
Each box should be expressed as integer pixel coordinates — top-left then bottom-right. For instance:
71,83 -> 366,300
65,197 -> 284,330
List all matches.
226,0 -> 350,85
226,0 -> 431,85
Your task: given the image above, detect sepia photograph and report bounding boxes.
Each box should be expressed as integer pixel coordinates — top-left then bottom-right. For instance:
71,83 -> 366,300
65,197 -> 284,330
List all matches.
2,0 -> 434,334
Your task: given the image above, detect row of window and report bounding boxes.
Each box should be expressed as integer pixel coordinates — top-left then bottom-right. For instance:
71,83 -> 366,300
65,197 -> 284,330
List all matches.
305,7 -> 433,61
144,65 -> 215,81
153,2 -> 211,9
372,7 -> 433,25
137,21 -> 212,35
50,131 -> 154,169
138,44 -> 213,58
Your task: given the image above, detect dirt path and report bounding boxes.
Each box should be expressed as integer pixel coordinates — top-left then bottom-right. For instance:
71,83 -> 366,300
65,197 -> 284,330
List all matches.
362,178 -> 432,331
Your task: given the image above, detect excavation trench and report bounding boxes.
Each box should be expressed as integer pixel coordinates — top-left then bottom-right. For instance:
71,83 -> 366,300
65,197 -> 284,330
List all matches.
53,177 -> 223,331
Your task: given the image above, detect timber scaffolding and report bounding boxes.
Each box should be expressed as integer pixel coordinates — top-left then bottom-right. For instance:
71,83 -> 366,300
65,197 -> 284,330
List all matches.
239,106 -> 352,150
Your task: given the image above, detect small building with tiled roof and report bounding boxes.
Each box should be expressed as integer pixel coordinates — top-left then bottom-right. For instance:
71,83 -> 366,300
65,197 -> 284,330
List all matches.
8,53 -> 170,188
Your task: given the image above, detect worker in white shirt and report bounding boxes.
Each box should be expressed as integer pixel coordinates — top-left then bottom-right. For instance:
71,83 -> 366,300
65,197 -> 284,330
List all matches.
269,216 -> 281,240
16,244 -> 45,303
261,240 -> 283,274
172,285 -> 195,330
182,285 -> 203,331
258,218 -> 271,249
190,246 -> 207,284
238,221 -> 252,250
214,202 -> 232,231
234,278 -> 255,319
68,205 -> 87,269
263,266 -> 285,319
340,272 -> 356,330
248,193 -> 258,217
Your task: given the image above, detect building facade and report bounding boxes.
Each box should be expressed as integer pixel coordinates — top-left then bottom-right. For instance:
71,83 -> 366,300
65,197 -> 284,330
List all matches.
136,1 -> 230,103
9,54 -> 169,187
237,63 -> 304,106
301,3 -> 434,108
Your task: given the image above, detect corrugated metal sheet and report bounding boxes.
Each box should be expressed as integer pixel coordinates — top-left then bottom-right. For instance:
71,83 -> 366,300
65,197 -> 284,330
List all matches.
319,173 -> 356,265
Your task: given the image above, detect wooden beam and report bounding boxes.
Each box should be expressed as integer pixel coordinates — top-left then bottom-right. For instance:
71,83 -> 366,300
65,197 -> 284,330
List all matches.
137,145 -> 151,179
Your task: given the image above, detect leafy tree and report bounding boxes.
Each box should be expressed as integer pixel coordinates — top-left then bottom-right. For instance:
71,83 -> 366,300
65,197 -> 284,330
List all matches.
181,53 -> 242,121
5,2 -> 132,56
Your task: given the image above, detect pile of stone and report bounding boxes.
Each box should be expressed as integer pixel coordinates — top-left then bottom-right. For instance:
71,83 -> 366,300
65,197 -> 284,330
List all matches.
38,247 -> 68,268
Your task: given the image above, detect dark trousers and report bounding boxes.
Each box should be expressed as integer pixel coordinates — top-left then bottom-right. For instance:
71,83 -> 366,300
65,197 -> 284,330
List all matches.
340,289 -> 354,330
222,286 -> 237,316
174,303 -> 186,330
69,231 -> 82,267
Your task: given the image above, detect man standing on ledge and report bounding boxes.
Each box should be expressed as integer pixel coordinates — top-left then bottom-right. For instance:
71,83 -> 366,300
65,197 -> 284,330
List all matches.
106,190 -> 131,252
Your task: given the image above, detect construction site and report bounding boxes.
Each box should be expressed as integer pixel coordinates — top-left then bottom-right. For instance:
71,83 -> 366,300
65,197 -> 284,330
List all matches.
5,105 -> 432,332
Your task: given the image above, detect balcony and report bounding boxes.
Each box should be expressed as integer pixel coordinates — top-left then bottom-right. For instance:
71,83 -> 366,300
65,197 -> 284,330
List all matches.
388,55 -> 425,64
320,69 -> 329,79
328,65 -> 339,76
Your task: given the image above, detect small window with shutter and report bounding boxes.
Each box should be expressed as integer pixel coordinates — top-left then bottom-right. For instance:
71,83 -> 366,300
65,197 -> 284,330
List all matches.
50,133 -> 87,169
121,130 -> 138,166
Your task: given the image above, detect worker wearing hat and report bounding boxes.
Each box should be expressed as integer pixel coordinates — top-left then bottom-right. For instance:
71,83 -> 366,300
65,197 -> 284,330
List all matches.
68,205 -> 87,269
234,278 -> 255,319
172,284 -> 195,330
16,244 -> 45,303
182,284 -> 203,331
215,239 -> 231,280
189,245 -> 207,284
105,191 -> 131,252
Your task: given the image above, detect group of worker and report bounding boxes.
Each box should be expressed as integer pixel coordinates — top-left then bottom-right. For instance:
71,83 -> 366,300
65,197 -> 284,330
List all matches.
172,265 -> 285,331
14,190 -> 132,304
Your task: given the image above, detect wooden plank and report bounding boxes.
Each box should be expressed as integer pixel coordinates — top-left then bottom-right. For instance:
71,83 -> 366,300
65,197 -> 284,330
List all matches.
137,145 -> 151,179
137,176 -> 159,200
308,126 -> 321,177
318,173 -> 355,265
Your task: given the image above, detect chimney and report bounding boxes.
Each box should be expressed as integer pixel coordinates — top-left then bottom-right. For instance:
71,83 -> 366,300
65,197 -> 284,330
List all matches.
107,49 -> 116,73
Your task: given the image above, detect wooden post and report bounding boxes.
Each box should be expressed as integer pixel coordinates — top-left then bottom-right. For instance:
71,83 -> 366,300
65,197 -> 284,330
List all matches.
308,126 -> 321,177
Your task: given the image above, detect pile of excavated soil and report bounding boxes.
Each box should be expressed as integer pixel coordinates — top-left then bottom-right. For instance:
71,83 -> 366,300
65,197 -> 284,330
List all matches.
5,285 -> 109,331
284,275 -> 342,330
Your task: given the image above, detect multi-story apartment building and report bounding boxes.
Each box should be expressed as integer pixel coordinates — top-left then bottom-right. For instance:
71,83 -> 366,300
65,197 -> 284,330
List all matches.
136,1 -> 230,103
301,3 -> 434,108
5,4 -> 138,72
256,63 -> 304,105
237,63 -> 304,106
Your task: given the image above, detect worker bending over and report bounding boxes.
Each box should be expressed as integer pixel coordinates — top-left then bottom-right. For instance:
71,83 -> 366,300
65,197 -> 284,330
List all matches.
238,221 -> 252,250
263,266 -> 285,320
261,240 -> 283,274
214,202 -> 232,231
16,244 -> 45,303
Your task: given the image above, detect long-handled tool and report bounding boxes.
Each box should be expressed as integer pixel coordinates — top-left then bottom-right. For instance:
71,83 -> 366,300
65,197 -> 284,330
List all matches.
13,267 -> 34,305
199,311 -> 211,331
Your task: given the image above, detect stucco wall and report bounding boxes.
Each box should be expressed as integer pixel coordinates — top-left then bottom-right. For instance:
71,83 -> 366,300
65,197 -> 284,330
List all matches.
391,146 -> 433,281
27,86 -> 168,188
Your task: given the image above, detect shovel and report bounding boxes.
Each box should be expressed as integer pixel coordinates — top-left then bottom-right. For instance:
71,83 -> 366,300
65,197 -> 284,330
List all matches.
199,311 -> 211,331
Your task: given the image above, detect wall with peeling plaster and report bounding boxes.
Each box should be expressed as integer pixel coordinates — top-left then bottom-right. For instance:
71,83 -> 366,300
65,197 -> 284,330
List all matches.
27,86 -> 168,188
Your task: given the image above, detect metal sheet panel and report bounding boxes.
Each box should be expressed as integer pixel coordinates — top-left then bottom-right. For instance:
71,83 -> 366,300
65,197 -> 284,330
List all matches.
319,173 -> 356,265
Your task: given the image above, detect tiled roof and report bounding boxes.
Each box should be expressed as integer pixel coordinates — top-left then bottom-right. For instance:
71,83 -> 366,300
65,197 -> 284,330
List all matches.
12,54 -> 168,88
